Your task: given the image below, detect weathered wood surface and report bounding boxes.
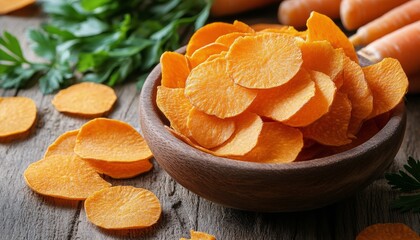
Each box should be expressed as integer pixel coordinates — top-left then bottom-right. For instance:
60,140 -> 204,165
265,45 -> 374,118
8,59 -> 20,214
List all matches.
1,6 -> 419,240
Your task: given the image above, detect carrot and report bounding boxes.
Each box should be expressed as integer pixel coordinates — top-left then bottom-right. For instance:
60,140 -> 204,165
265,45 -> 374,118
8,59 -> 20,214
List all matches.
340,0 -> 410,30
350,0 -> 420,46
211,0 -> 279,17
278,0 -> 341,28
0,0 -> 35,14
358,21 -> 420,77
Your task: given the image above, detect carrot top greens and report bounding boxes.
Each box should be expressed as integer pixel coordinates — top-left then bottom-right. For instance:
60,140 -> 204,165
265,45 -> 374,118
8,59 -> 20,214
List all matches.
0,0 -> 211,94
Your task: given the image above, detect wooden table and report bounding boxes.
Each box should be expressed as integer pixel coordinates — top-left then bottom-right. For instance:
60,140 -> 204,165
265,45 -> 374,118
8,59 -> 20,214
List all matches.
1,5 -> 419,240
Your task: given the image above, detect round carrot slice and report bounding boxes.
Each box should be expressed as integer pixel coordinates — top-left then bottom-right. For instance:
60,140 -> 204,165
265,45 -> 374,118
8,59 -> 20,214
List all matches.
44,130 -> 79,158
284,71 -> 336,127
363,58 -> 408,119
165,126 -> 213,155
306,11 -> 358,63
300,40 -> 344,84
85,159 -> 153,179
302,92 -> 352,146
249,69 -> 316,122
0,96 -> 37,142
24,155 -> 111,200
356,223 -> 420,240
226,33 -> 303,89
233,20 -> 255,33
212,112 -> 263,157
160,51 -> 190,88
237,122 -> 304,163
187,108 -> 235,149
51,82 -> 117,118
84,186 -> 161,230
215,32 -> 253,48
74,118 -> 152,162
188,43 -> 229,69
156,86 -> 193,136
250,23 -> 287,32
186,22 -> 251,56
185,58 -> 257,119
341,56 -> 373,135
181,230 -> 216,240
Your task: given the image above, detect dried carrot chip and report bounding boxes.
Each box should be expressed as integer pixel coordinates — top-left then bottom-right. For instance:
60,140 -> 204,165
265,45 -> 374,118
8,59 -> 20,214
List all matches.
188,43 -> 229,69
85,159 -> 153,179
237,122 -> 303,163
74,118 -> 152,162
233,20 -> 255,33
284,71 -> 336,127
0,0 -> 35,14
226,33 -> 303,89
84,186 -> 161,230
249,69 -> 316,122
44,130 -> 78,158
340,56 -> 373,135
24,155 -> 111,200
300,40 -> 344,84
156,86 -> 193,136
302,92 -> 352,146
215,32 -> 253,48
52,82 -> 117,118
165,126 -> 213,154
185,58 -> 257,118
259,26 -> 307,39
250,23 -> 287,32
180,230 -> 216,240
212,112 -> 263,157
356,223 -> 420,240
306,11 -> 358,63
205,51 -> 227,62
161,51 -> 190,88
186,22 -> 251,56
363,58 -> 408,119
187,108 -> 235,149
0,96 -> 37,142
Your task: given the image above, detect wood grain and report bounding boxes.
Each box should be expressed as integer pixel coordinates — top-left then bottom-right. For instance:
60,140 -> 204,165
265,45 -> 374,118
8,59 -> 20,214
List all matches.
1,6 -> 420,240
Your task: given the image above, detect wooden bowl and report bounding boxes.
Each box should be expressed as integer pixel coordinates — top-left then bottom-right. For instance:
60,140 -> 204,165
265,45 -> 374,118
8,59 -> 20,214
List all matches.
139,50 -> 406,212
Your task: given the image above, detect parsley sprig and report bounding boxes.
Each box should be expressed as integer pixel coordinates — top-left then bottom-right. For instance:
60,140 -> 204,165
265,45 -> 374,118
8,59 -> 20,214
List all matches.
0,0 -> 212,94
385,157 -> 420,212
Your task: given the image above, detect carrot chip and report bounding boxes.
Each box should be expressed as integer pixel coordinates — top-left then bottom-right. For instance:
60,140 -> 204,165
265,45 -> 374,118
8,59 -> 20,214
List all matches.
84,186 -> 161,230
180,230 -> 216,240
226,33 -> 303,89
0,96 -> 37,142
215,32 -> 253,48
161,51 -> 190,88
24,155 -> 111,200
52,82 -> 117,118
356,223 -> 420,240
363,58 -> 408,119
86,159 -> 153,179
188,43 -> 228,69
74,118 -> 152,162
44,129 -> 79,158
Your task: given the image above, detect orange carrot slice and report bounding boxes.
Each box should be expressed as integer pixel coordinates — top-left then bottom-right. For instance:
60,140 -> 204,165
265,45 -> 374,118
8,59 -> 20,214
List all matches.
250,23 -> 287,32
363,58 -> 408,119
44,130 -> 79,158
356,223 -> 420,240
306,11 -> 358,63
24,155 -> 111,200
340,56 -> 373,135
84,186 -> 161,229
180,230 -> 216,240
51,82 -> 117,118
284,71 -> 336,127
237,122 -> 303,163
233,20 -> 255,33
249,69 -> 316,122
161,51 -> 190,88
0,0 -> 35,14
185,58 -> 257,118
215,32 -> 253,48
74,118 -> 152,162
212,112 -> 263,157
0,96 -> 37,142
85,159 -> 153,179
156,86 -> 194,136
302,92 -> 352,146
188,43 -> 229,69
226,33 -> 303,89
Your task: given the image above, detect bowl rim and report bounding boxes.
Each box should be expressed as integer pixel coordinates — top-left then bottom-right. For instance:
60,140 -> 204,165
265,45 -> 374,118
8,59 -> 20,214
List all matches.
139,47 -> 406,173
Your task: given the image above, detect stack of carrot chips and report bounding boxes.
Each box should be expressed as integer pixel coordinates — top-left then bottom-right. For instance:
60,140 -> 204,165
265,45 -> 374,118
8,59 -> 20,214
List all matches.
24,118 -> 161,230
157,11 -> 408,163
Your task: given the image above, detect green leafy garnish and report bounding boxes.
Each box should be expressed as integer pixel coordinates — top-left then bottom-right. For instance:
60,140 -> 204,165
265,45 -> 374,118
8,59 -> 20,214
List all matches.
0,0 -> 212,94
385,157 -> 420,212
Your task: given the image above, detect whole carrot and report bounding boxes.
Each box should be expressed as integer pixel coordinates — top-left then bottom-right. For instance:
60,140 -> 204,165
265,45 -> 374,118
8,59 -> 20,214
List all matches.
350,0 -> 420,46
211,0 -> 279,17
278,0 -> 341,28
358,21 -> 420,77
340,0 -> 409,30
